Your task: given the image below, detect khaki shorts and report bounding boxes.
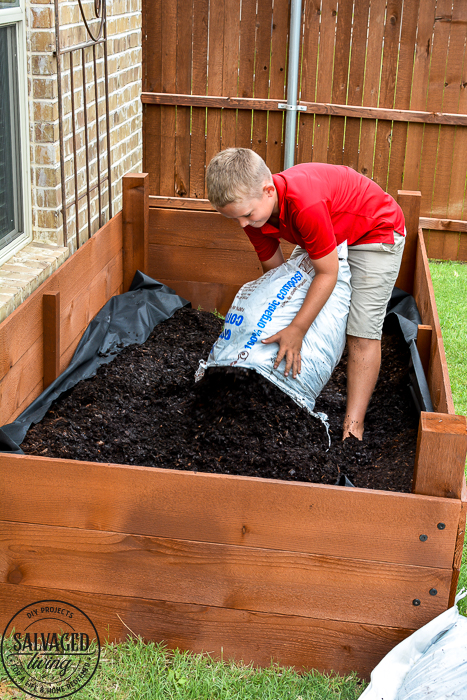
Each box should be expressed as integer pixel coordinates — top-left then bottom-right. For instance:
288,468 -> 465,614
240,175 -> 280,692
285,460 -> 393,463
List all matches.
289,231 -> 406,341
346,232 -> 405,339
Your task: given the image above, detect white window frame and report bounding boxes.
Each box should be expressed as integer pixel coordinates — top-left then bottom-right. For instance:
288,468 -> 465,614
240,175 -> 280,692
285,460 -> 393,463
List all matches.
0,1 -> 32,266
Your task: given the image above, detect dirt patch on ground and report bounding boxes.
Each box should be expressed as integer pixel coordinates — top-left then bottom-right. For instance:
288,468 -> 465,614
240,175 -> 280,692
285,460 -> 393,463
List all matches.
22,307 -> 418,492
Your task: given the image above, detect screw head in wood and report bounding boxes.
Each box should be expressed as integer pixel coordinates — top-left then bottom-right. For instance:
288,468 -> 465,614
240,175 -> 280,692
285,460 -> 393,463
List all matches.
419,534 -> 428,542
429,588 -> 438,596
412,599 -> 421,606
437,523 -> 446,530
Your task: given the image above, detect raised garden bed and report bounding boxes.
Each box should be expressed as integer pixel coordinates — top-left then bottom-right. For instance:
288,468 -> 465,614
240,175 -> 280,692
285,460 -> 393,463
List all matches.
0,175 -> 466,679
20,308 -> 418,493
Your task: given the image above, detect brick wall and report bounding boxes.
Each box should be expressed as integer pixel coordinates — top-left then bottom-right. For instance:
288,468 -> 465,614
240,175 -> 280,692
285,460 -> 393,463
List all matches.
28,0 -> 143,250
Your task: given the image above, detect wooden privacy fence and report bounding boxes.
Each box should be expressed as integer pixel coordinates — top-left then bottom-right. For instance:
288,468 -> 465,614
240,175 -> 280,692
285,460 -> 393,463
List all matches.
142,0 -> 467,260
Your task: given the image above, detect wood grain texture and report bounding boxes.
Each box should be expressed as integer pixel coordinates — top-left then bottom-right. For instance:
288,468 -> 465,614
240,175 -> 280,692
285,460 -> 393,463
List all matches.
395,190 -> 422,294
42,292 -> 60,390
0,213 -> 123,425
386,0 -> 420,198
449,478 -> 467,606
220,0 -> 241,150
122,174 -> 149,291
372,0 -> 403,191
341,0 -> 370,171
403,0 -> 437,191
0,521 -> 452,629
266,0 -> 289,173
326,0 -> 352,166
141,92 -> 467,126
0,582 -> 413,680
417,324 -> 433,378
0,454 -> 460,568
414,413 -> 467,499
205,0 -> 224,170
296,0 -> 320,164
413,228 -> 455,414
250,0 -> 272,161
174,0 -> 193,198
312,0 -> 336,164
357,0 -> 385,178
190,0 -> 209,199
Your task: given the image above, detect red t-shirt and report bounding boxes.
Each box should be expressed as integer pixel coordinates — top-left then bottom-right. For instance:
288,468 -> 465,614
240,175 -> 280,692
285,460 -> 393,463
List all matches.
244,163 -> 405,261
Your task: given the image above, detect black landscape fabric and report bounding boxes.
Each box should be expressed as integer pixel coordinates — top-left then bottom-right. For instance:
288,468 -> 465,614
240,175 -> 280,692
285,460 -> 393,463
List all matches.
0,276 -> 430,455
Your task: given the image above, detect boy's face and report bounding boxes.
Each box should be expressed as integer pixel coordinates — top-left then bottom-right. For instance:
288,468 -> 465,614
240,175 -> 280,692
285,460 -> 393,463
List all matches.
217,183 -> 277,229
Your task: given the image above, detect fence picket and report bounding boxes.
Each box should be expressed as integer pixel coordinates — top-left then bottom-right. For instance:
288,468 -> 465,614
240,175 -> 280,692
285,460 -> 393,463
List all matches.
327,0 -> 353,166
342,0 -> 371,171
387,0 -> 420,199
296,0 -> 320,165
175,0 -> 193,198
191,0 -> 209,198
251,0 -> 273,161
313,0 -> 338,164
205,0 -> 225,172
221,0 -> 241,150
266,0 -> 290,174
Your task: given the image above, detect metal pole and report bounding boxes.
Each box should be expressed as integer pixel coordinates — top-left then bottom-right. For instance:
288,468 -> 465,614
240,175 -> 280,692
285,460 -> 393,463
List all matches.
283,0 -> 303,170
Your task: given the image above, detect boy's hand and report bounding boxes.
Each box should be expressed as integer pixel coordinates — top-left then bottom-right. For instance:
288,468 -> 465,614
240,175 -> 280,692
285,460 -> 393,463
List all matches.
261,324 -> 304,378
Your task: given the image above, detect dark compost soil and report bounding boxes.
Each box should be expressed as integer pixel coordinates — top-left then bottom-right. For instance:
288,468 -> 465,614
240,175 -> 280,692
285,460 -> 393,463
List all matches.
21,307 -> 419,492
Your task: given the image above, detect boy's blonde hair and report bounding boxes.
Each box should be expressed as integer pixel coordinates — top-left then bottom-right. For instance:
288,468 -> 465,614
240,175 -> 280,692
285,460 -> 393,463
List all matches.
206,148 -> 273,208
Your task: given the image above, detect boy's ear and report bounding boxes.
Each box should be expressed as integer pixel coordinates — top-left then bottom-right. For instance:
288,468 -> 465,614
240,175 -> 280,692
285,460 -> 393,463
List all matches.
264,182 -> 275,197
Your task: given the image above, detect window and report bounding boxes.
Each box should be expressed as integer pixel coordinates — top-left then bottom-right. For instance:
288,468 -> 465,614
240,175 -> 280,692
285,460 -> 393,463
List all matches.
0,0 -> 30,262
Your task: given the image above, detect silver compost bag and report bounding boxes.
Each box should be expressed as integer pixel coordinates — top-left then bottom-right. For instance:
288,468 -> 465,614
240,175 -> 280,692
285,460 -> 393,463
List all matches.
196,246 -> 352,427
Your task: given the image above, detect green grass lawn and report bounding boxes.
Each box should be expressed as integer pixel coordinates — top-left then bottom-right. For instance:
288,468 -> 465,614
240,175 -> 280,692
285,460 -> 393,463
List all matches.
429,259 -> 467,615
1,260 -> 465,699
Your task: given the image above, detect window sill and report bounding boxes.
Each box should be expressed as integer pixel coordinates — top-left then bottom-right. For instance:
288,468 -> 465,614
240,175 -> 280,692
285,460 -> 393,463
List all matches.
0,241 -> 69,323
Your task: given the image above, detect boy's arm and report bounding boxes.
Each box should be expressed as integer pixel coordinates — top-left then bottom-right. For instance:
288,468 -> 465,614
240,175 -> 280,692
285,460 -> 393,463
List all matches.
261,249 -> 339,378
261,247 -> 285,272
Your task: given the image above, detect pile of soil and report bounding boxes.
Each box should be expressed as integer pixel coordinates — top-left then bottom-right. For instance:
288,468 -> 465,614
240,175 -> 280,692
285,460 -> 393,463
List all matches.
22,307 -> 419,492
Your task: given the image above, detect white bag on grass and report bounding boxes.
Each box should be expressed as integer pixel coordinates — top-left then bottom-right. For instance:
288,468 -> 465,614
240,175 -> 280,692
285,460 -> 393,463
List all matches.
360,590 -> 467,700
196,246 -> 352,427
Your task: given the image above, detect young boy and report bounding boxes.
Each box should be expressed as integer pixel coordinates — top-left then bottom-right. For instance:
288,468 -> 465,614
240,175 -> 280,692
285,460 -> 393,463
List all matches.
206,148 -> 405,440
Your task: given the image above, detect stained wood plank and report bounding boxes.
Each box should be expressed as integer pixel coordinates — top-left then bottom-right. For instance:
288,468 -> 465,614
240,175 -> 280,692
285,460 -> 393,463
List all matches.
395,190 -> 422,294
342,0 -> 370,170
141,92 -> 467,126
0,454 -> 460,569
404,1 -> 436,192
327,0 -> 352,165
142,0 -> 162,195
420,217 -> 467,233
296,0 -> 320,164
0,252 -> 123,426
0,521 -> 452,629
205,0 -> 224,169
220,0 -> 241,150
235,0 -> 255,149
0,213 -> 123,386
418,0 -> 452,217
441,1 -> 467,221
190,0 -> 209,198
417,324 -> 433,378
159,2 -> 177,196
149,195 -> 214,210
0,582 -> 413,680
149,244 -> 262,285
312,0 -> 337,163
449,478 -> 467,606
431,3 -> 467,217
414,413 -> 467,499
42,292 -> 60,389
122,174 -> 149,291
157,279 -> 240,316
251,0 -> 273,161
266,0 -> 289,173
174,0 -> 193,197
373,0 -> 403,191
425,230 -> 460,260
149,207 -> 254,250
357,0 -> 386,178
387,0 -> 420,198
413,229 -> 455,414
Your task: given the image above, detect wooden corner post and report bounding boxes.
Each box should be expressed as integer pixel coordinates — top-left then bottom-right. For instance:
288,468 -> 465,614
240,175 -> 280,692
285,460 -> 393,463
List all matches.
395,190 -> 422,295
413,412 -> 467,499
122,173 -> 149,292
43,291 -> 60,389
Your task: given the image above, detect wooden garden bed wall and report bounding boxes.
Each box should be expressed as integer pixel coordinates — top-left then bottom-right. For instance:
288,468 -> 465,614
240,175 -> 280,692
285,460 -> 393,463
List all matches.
143,0 -> 467,250
0,214 -> 123,426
